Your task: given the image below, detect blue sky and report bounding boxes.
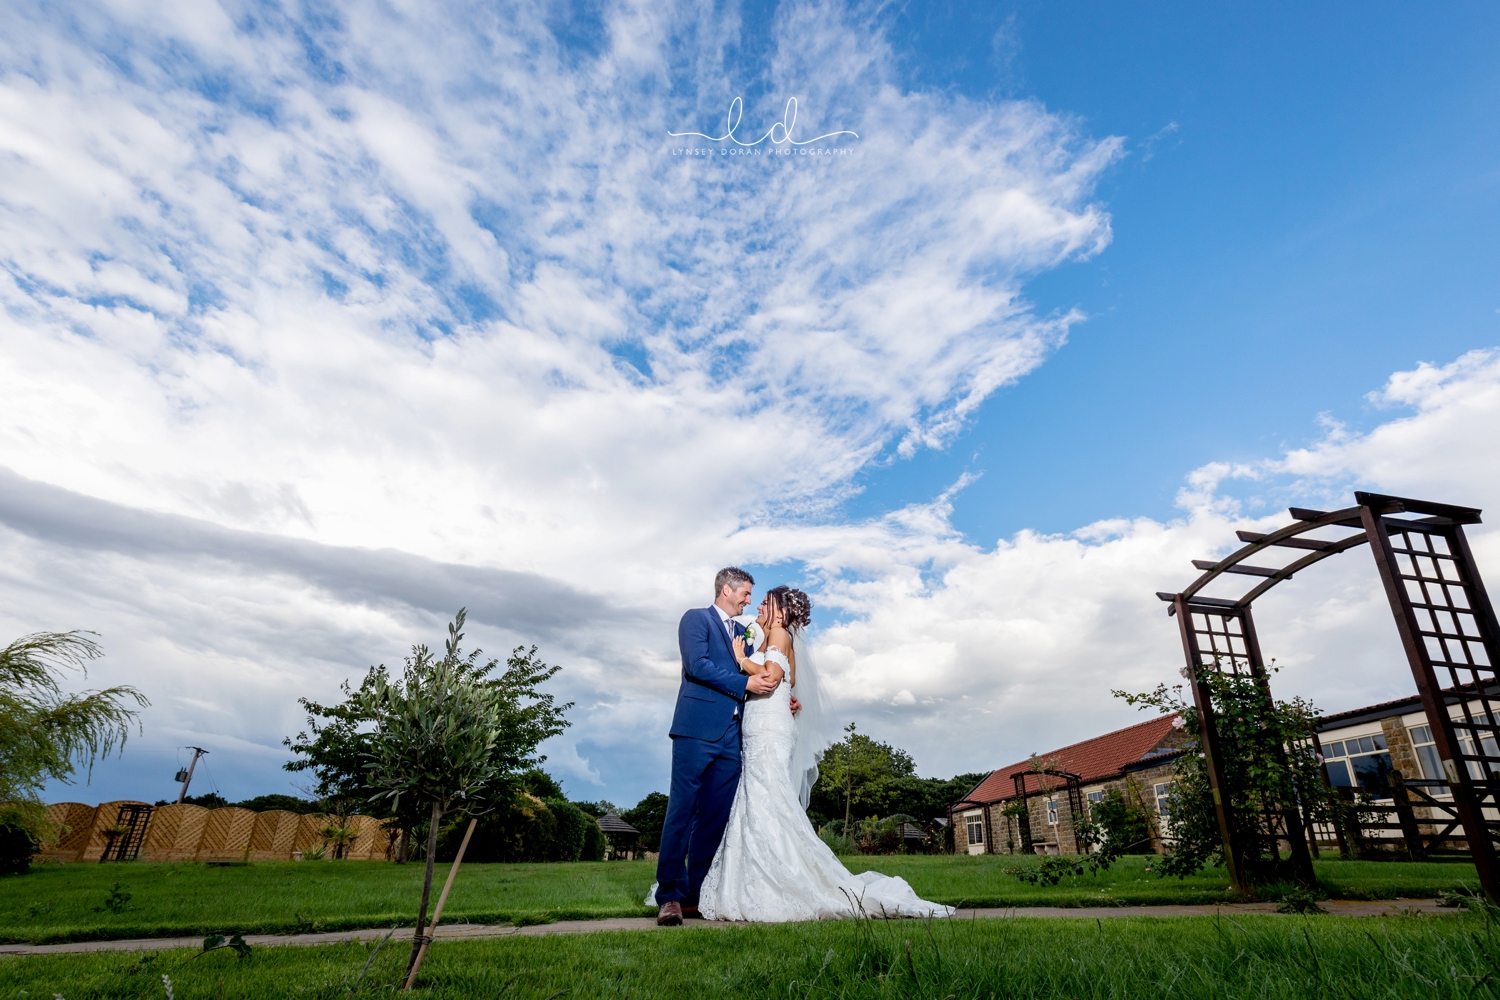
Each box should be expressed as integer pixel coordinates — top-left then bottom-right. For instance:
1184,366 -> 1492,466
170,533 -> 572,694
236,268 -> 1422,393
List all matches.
845,2 -> 1500,539
3,1 -> 1499,810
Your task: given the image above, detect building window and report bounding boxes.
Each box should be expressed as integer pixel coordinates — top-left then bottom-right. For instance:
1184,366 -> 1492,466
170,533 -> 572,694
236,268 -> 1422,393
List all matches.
965,812 -> 984,846
1046,799 -> 1058,826
1455,712 -> 1499,780
1154,782 -> 1172,818
1321,734 -> 1394,794
1086,790 -> 1104,815
1409,725 -> 1444,783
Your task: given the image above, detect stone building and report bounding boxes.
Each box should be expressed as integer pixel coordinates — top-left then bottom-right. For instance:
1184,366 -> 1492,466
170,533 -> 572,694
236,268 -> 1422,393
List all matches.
946,685 -> 1496,859
948,714 -> 1186,856
1313,687 -> 1499,851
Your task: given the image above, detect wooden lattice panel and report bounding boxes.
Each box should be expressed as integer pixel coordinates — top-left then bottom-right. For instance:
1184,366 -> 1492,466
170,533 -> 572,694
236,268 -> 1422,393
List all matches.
294,813 -> 327,854
247,810 -> 302,860
1184,610 -> 1255,675
1161,493 -> 1500,901
1384,525 -> 1500,791
346,814 -> 389,860
37,802 -> 99,862
79,801 -> 149,863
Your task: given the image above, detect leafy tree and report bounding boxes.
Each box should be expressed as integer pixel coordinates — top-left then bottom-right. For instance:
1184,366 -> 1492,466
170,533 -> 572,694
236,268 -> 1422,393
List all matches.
152,792 -> 229,809
815,723 -> 916,829
876,772 -> 989,824
347,609 -> 570,977
231,794 -> 320,814
0,631 -> 147,861
284,678 -> 406,851
284,635 -> 569,864
1115,667 -> 1337,883
520,768 -> 565,801
570,799 -> 619,819
622,791 -> 668,852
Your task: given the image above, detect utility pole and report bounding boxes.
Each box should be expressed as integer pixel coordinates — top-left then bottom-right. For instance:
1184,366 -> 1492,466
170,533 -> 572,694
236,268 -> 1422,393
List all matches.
174,747 -> 209,804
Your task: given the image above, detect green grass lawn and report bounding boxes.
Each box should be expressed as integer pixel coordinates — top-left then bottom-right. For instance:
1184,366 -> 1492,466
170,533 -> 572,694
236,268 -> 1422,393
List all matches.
1,911 -> 1493,999
0,854 -> 1481,945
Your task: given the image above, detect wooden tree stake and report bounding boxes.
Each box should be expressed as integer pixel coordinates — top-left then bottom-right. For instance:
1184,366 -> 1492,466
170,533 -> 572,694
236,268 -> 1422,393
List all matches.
402,817 -> 477,991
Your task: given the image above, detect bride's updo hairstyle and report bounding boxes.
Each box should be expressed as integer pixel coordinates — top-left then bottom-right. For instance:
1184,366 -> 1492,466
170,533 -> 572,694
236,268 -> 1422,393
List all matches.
767,586 -> 812,631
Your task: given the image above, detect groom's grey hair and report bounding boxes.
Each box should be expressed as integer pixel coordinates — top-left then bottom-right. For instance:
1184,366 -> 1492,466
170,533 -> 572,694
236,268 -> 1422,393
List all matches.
714,566 -> 754,597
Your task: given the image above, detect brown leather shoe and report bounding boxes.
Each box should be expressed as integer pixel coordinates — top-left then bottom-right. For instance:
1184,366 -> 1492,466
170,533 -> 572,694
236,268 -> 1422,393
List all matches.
681,905 -> 704,920
657,901 -> 683,926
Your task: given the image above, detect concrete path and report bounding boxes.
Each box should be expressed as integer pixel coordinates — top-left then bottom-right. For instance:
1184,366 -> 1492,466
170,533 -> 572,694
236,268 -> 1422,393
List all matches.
0,899 -> 1453,957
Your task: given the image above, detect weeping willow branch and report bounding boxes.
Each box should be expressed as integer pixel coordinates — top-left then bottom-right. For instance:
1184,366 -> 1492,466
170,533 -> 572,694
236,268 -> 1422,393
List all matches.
0,631 -> 148,806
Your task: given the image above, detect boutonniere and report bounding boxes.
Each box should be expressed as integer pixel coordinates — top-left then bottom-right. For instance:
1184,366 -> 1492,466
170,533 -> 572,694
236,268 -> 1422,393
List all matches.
741,622 -> 761,648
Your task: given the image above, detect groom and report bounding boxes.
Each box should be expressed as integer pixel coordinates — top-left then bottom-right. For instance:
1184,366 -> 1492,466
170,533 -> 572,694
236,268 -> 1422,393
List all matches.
654,567 -> 779,925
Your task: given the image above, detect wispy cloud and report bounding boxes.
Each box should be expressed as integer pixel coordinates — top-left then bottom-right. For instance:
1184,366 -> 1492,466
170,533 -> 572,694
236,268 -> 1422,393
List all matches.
9,2 -> 1484,806
0,0 -> 1122,802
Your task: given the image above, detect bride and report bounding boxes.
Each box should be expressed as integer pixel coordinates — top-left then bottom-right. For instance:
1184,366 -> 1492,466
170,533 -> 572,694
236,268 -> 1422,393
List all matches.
693,585 -> 952,922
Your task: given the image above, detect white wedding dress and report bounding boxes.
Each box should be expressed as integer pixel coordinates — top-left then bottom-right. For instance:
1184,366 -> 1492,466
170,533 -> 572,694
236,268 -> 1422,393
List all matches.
685,645 -> 953,922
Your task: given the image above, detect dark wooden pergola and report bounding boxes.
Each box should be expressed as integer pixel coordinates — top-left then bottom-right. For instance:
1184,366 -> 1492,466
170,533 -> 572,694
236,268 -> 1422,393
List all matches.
597,813 -> 641,859
1157,492 -> 1500,902
1012,769 -> 1084,855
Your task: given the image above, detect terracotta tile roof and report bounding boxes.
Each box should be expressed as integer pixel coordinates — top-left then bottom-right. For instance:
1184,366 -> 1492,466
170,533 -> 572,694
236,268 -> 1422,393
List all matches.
955,714 -> 1183,806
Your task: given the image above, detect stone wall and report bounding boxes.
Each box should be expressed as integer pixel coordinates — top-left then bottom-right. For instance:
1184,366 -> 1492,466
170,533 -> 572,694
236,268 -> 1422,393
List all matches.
1381,716 -> 1420,780
38,802 -> 392,863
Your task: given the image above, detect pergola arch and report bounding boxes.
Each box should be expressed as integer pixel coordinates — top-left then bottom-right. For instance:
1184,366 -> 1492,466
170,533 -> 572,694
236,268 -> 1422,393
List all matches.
1157,492 -> 1500,901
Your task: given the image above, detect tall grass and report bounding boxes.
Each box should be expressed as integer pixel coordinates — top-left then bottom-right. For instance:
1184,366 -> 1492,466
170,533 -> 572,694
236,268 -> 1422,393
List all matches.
0,911 -> 1492,999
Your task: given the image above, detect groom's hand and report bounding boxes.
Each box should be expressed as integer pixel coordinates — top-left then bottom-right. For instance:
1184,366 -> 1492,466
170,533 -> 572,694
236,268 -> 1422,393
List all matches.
789,696 -> 801,715
745,673 -> 778,695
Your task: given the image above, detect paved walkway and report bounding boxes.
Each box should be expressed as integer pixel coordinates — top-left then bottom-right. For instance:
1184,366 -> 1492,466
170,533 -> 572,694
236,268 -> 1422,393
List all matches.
0,899 -> 1452,957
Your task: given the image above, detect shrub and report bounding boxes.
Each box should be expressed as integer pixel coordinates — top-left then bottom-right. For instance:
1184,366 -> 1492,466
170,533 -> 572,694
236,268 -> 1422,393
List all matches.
579,814 -> 604,861
438,790 -> 553,863
818,823 -> 854,855
1089,788 -> 1155,855
0,818 -> 35,875
542,798 -> 588,862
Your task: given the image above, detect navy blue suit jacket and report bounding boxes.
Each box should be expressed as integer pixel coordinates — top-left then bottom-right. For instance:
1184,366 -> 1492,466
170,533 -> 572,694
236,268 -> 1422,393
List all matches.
669,607 -> 750,741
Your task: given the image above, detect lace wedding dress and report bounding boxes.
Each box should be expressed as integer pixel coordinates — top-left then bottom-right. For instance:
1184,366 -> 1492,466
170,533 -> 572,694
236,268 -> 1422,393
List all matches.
694,647 -> 953,922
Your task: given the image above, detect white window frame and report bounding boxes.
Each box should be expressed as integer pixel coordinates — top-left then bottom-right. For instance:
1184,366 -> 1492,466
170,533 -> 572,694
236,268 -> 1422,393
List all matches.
1154,782 -> 1172,818
1408,724 -> 1444,783
963,810 -> 984,852
1046,798 -> 1058,826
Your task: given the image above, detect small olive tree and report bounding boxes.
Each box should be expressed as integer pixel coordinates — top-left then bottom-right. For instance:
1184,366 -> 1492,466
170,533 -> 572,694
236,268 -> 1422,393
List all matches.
353,609 -> 570,977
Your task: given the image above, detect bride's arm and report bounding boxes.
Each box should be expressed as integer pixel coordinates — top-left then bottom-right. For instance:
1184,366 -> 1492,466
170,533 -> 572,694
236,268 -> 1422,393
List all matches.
732,645 -> 773,676
734,644 -> 784,686
763,626 -> 793,688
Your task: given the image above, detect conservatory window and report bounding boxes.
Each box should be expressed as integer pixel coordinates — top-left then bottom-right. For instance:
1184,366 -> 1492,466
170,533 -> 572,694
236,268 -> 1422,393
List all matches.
1409,725 -> 1444,784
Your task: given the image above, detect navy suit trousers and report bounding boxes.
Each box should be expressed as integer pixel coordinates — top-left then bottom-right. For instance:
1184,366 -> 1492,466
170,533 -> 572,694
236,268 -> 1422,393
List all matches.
653,721 -> 741,906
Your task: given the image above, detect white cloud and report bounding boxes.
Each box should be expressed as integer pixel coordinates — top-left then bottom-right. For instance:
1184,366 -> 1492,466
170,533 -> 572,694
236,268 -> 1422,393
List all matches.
2,2 -> 1495,807
0,0 -> 1120,803
807,349 -> 1500,776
